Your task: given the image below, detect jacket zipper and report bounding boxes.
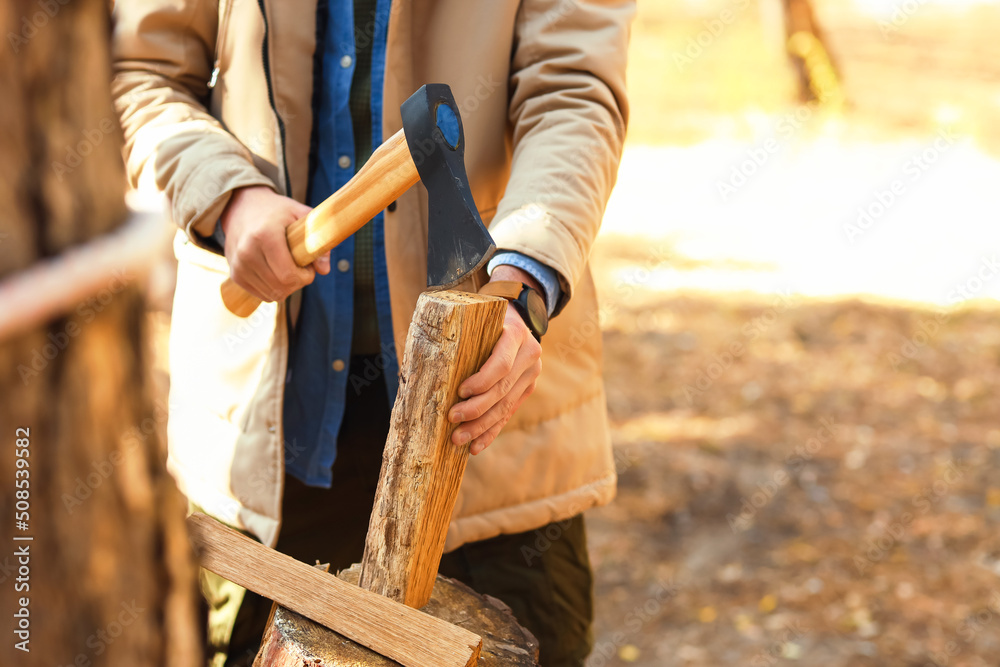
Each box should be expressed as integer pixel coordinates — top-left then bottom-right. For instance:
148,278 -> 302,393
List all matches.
256,0 -> 293,195
208,0 -> 235,89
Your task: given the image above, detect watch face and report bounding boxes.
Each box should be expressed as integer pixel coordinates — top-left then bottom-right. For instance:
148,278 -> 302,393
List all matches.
524,287 -> 548,336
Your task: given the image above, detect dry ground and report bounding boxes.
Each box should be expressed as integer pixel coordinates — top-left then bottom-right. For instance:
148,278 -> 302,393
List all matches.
588,274 -> 1000,666
585,0 -> 1000,664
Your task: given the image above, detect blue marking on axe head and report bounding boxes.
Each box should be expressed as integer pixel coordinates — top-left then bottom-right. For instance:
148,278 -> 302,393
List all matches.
401,84 -> 497,290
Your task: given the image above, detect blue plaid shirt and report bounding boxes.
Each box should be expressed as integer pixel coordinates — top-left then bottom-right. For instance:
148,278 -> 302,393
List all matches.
282,0 -> 561,488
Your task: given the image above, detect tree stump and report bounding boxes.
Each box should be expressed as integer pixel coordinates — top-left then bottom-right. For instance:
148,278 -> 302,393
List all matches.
255,565 -> 538,666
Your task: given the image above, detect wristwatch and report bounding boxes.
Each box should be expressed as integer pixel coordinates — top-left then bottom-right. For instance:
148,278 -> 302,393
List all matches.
479,280 -> 549,341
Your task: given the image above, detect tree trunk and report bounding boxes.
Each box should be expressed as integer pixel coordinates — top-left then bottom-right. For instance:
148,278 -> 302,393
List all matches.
0,1 -> 201,666
782,0 -> 844,104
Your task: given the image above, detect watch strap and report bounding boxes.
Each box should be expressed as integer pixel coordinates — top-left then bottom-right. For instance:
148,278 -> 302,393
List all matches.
478,280 -> 523,300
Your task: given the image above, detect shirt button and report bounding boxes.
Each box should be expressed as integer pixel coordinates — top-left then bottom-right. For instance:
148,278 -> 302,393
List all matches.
340,54 -> 353,69
332,359 -> 346,372
387,201 -> 397,212
337,259 -> 350,272
338,155 -> 351,169
267,425 -> 276,434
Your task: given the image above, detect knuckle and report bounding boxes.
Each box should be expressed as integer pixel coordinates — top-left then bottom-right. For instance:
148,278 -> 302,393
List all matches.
236,241 -> 255,264
502,352 -> 516,373
276,265 -> 298,285
471,421 -> 490,440
497,376 -> 514,397
248,227 -> 270,246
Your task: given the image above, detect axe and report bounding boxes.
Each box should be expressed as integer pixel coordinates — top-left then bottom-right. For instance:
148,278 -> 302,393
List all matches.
220,84 -> 496,317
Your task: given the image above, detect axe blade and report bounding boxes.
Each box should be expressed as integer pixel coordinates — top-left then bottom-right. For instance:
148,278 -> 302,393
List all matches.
401,84 -> 496,290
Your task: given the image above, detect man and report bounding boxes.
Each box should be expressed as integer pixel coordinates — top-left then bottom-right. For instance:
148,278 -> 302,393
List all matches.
112,1 -> 632,664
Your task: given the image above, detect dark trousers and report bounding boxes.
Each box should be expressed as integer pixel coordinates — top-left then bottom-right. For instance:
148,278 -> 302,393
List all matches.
215,357 -> 594,666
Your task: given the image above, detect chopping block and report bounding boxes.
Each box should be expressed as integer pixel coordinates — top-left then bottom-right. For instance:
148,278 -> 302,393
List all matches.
256,564 -> 539,666
189,290 -> 539,666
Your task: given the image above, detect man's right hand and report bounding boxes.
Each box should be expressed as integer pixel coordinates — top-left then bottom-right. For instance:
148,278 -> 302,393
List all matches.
220,186 -> 331,303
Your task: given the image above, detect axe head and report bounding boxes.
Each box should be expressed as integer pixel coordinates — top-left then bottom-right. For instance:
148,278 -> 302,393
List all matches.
401,84 -> 496,290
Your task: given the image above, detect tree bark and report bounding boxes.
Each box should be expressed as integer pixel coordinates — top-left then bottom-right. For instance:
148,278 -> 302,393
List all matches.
0,1 -> 201,666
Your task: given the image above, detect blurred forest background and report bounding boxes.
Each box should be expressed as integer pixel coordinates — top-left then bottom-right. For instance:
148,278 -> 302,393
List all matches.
582,0 -> 1000,665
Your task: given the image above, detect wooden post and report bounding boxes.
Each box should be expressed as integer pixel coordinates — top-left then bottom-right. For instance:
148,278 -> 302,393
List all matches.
359,290 -> 507,608
0,1 -> 201,665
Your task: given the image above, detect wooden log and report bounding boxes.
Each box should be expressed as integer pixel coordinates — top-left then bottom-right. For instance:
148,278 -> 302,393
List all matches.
359,290 -> 508,608
186,513 -> 482,667
0,1 -> 201,665
255,565 -> 539,667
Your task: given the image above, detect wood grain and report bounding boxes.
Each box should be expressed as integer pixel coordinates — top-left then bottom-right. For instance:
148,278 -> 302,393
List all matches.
186,513 -> 482,667
220,128 -> 418,317
255,565 -> 539,666
359,291 -> 508,608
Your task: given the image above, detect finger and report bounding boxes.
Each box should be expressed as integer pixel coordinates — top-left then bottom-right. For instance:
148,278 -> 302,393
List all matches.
232,245 -> 282,302
287,201 -> 313,221
450,349 -> 532,424
450,336 -> 540,423
457,322 -> 521,399
452,370 -> 535,446
260,233 -> 315,294
313,251 -> 331,276
469,416 -> 510,456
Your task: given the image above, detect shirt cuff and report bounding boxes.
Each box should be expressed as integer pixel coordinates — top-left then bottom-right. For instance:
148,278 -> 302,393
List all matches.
487,251 -> 563,317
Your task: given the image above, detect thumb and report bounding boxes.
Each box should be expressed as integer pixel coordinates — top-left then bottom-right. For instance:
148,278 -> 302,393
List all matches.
313,250 -> 332,276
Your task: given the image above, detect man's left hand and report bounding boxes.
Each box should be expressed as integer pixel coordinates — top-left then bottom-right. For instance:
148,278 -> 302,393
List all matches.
449,266 -> 543,455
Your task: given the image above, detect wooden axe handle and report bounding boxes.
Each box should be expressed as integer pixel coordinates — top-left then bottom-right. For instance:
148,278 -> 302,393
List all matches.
220,128 -> 419,318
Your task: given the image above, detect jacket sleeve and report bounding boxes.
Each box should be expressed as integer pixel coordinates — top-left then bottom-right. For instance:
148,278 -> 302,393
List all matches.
111,1 -> 276,247
489,0 -> 634,315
